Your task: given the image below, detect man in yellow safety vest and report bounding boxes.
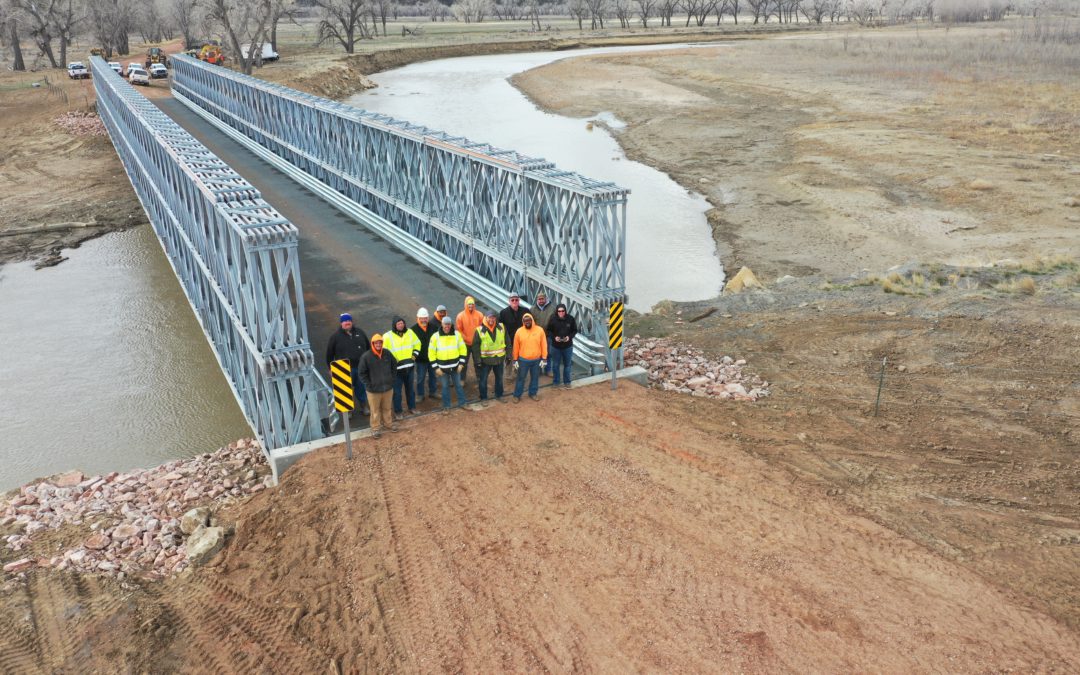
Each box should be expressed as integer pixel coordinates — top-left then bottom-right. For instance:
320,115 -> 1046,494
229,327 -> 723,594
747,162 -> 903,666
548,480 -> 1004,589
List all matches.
472,310 -> 507,401
428,315 -> 467,412
384,316 -> 421,416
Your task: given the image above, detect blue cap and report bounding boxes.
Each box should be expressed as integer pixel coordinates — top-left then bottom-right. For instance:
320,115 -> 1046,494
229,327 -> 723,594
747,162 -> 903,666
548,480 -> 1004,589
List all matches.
339,313 -> 352,323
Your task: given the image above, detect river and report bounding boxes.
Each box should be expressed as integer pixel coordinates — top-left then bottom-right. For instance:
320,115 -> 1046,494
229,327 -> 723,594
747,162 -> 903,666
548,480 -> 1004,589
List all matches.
348,44 -> 725,311
0,226 -> 251,491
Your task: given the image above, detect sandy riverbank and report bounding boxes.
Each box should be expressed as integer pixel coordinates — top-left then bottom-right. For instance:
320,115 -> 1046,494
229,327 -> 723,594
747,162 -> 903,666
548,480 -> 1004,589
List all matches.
512,22 -> 1080,280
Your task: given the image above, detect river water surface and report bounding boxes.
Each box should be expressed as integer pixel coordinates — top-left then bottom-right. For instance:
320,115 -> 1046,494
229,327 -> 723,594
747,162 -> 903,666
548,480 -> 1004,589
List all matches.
0,227 -> 251,491
348,44 -> 725,311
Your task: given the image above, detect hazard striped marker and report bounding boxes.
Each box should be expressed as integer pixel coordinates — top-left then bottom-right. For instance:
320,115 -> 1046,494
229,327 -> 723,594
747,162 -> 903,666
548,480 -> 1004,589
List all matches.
608,302 -> 624,390
330,359 -> 355,459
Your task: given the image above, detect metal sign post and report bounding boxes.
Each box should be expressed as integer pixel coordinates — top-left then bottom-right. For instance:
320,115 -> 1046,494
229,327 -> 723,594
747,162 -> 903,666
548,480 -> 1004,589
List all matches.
608,302 -> 624,390
330,359 -> 355,459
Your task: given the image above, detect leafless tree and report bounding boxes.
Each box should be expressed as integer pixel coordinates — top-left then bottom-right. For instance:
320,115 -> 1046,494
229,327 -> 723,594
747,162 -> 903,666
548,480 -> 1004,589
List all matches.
313,0 -> 372,52
568,0 -> 589,28
657,0 -> 679,25
202,0 -> 274,74
172,0 -> 202,48
88,0 -> 135,55
522,0 -> 542,29
452,0 -> 491,22
11,0 -> 58,67
800,0 -> 828,21
50,0 -> 80,65
723,0 -> 740,23
585,0 -> 606,28
1,0 -> 27,70
745,0 -> 767,22
634,0 -> 656,25
370,0 -> 393,35
683,0 -> 715,25
611,0 -> 633,26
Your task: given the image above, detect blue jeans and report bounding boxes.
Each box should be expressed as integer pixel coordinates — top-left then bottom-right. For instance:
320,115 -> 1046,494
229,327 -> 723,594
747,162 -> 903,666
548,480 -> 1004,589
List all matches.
439,368 -> 466,408
350,366 -> 367,411
478,362 -> 504,400
544,338 -> 553,374
551,346 -> 573,385
392,367 -> 416,413
513,358 -> 541,398
415,362 -> 438,397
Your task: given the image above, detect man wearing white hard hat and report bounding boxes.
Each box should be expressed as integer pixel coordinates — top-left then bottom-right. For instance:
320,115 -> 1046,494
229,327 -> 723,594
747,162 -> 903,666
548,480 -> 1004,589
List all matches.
411,307 -> 439,402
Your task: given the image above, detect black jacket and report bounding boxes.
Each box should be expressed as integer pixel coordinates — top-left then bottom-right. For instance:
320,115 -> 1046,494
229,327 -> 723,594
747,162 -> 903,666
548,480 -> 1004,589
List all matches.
411,320 -> 439,363
357,349 -> 397,394
498,305 -> 528,346
547,313 -> 578,349
326,327 -> 369,368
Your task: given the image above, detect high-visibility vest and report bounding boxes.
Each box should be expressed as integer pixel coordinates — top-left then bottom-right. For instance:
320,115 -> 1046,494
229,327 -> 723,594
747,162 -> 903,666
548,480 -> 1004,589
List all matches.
428,330 -> 467,368
384,329 -> 420,369
476,324 -> 506,359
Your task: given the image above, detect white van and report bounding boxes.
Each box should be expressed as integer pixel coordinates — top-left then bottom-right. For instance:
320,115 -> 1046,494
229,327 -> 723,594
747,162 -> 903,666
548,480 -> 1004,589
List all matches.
240,42 -> 279,63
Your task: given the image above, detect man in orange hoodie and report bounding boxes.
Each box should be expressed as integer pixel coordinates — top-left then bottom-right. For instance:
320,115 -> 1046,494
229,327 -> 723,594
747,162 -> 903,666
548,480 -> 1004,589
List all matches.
455,295 -> 484,384
512,313 -> 548,402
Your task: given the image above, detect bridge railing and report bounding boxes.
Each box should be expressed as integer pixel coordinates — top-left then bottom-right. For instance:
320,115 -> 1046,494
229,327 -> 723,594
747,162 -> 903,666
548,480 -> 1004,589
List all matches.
170,55 -> 627,370
92,56 -> 326,450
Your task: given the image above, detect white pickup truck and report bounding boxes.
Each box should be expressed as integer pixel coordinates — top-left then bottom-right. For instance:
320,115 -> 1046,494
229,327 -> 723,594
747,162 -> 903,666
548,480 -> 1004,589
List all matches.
240,42 -> 279,63
67,62 -> 89,79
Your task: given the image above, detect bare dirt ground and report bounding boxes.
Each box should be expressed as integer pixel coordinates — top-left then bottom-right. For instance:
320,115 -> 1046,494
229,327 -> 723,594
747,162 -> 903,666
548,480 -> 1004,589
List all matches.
3,320 -> 1079,671
513,23 -> 1080,281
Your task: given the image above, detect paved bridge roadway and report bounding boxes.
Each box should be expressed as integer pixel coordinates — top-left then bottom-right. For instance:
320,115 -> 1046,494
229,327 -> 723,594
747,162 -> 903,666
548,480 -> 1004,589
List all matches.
154,97 -> 476,401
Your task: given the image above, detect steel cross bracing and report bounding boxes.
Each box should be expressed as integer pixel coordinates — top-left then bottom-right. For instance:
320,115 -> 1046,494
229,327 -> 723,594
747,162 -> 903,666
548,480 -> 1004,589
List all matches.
91,56 -> 325,451
170,55 -> 628,368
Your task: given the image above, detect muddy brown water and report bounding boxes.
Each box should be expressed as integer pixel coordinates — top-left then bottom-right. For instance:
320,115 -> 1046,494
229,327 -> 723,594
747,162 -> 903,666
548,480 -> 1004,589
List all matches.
0,226 -> 250,491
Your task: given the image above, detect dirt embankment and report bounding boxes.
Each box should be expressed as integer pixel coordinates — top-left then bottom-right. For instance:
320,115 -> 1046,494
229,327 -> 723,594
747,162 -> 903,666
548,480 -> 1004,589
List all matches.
512,25 -> 1080,281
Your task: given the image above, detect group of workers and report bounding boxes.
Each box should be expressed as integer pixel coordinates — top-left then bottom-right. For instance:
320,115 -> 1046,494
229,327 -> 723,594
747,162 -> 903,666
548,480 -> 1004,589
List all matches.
326,290 -> 579,437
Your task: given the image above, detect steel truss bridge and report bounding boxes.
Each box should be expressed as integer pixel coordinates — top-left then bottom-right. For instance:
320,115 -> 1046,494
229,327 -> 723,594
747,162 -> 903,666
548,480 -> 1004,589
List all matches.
93,53 -> 627,453
91,56 -> 324,450
169,54 -> 628,368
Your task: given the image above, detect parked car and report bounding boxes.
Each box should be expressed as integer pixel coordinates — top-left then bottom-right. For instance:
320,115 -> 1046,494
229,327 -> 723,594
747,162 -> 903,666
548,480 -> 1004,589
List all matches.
149,63 -> 168,79
108,61 -> 122,75
239,42 -> 279,63
125,62 -> 141,77
128,67 -> 150,86
67,62 -> 89,79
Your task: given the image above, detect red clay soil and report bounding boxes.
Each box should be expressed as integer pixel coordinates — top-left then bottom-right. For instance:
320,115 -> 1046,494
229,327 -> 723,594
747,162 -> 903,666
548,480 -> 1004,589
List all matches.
5,381 -> 1074,673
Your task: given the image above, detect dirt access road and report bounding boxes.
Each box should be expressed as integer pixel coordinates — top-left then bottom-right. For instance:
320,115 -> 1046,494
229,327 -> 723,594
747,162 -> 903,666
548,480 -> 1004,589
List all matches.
2,384 -> 1079,672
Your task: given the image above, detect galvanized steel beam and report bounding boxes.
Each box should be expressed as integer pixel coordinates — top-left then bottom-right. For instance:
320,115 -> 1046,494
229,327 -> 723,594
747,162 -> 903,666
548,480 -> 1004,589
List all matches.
170,55 -> 628,369
91,56 -> 325,451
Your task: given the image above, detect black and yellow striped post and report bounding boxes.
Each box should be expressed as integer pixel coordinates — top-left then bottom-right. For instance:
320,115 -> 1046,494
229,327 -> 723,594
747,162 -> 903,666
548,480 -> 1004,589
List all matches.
608,301 -> 624,390
330,358 -> 355,460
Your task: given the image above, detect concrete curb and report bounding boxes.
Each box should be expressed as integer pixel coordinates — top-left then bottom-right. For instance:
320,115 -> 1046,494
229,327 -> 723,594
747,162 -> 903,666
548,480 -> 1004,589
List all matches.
268,366 -> 649,482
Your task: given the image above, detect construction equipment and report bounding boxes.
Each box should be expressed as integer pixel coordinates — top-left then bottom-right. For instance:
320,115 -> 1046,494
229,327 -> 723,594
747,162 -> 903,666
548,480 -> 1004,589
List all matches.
145,47 -> 168,69
198,44 -> 226,66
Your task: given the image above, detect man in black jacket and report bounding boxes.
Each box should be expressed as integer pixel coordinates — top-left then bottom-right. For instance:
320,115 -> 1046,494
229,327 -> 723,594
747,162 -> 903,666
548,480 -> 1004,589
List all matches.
498,291 -> 527,381
357,333 -> 398,437
411,308 -> 439,403
546,303 -> 578,388
325,313 -> 370,416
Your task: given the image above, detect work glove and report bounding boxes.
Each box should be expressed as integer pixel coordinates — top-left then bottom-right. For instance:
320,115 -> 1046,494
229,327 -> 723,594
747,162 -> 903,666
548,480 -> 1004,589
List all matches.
458,364 -> 466,373
540,359 -> 547,369
513,361 -> 520,371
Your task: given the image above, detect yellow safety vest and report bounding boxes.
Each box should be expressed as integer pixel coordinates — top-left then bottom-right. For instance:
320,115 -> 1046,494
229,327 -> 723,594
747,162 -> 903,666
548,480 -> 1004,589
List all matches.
428,330 -> 467,368
476,324 -> 506,358
384,329 -> 420,369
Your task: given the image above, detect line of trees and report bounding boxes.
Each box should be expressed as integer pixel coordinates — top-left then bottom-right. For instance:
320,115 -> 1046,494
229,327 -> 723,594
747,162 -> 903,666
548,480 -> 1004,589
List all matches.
2,0 -> 1073,71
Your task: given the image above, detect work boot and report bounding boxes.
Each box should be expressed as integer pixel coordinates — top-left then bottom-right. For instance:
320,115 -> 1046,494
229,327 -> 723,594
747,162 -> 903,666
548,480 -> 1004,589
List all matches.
529,394 -> 538,401
389,424 -> 400,433
408,409 -> 418,416
513,396 -> 521,404
372,429 -> 382,439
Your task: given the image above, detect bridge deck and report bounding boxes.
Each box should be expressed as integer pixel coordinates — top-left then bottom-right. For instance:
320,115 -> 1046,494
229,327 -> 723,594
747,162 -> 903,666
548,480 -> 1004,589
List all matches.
156,98 -> 473,388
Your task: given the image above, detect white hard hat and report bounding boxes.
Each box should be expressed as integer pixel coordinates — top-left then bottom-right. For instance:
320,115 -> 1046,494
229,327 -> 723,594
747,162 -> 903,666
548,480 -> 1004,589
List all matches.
417,307 -> 429,318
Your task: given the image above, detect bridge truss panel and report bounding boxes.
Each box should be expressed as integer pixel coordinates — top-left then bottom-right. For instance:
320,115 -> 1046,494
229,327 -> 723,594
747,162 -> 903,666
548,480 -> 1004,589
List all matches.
91,57 -> 325,450
170,55 -> 628,367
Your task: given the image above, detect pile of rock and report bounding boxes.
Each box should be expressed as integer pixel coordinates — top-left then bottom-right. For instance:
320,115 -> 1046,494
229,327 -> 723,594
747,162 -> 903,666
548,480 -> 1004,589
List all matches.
625,336 -> 770,401
1,439 -> 270,581
54,110 -> 107,137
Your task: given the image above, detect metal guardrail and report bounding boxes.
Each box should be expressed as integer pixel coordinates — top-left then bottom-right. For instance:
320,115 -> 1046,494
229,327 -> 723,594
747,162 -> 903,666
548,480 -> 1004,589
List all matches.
170,54 -> 627,371
91,56 -> 325,450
